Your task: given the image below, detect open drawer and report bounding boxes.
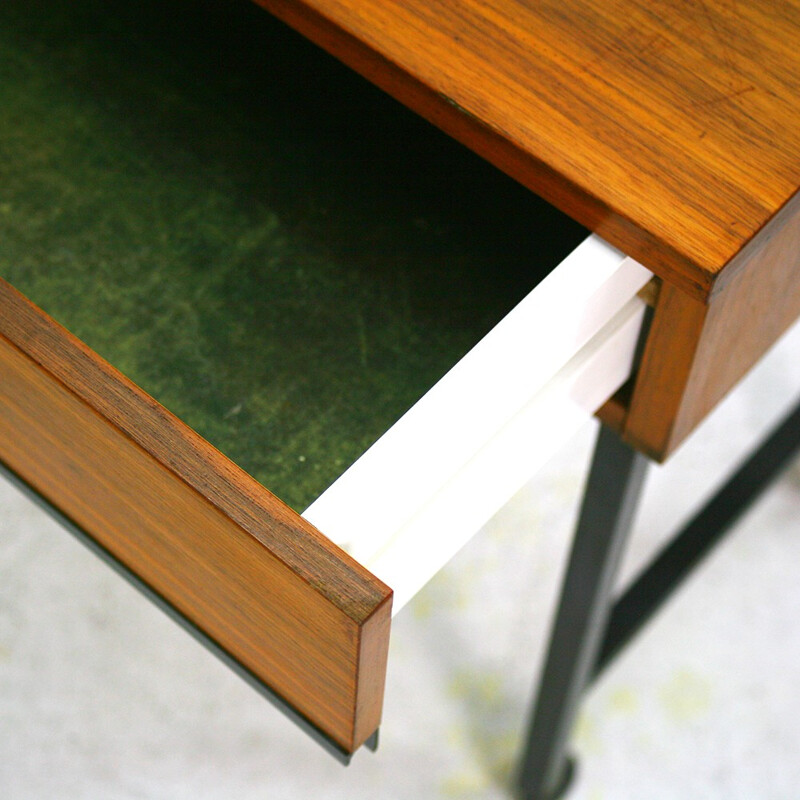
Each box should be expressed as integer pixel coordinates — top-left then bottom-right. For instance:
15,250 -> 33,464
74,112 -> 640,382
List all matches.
0,0 -> 651,757
306,237 -> 649,614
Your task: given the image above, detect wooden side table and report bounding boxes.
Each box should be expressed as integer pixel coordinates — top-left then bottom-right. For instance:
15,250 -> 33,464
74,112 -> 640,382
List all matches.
1,0 -> 798,787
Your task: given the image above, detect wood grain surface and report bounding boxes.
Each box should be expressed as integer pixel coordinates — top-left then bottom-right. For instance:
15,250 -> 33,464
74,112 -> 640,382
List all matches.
0,279 -> 391,753
252,0 -> 800,300
2,0 -> 797,751
622,195 -> 800,459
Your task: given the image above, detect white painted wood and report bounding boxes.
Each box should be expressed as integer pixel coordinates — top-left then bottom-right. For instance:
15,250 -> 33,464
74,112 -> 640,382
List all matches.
303,234 -> 651,612
363,296 -> 645,613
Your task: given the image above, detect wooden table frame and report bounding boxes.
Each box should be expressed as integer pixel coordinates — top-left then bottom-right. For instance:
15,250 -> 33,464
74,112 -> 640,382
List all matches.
246,0 -> 800,462
1,0 -> 798,763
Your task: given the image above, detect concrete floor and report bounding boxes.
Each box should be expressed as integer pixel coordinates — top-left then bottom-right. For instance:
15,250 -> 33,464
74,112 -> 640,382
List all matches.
2,319 -> 800,799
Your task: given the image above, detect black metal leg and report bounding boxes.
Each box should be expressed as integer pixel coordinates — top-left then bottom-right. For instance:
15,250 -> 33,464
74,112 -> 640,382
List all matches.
595,393 -> 800,678
516,392 -> 800,798
515,424 -> 649,800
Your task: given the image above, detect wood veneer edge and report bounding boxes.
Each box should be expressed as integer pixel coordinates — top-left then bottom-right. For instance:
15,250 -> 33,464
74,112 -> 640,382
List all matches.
708,188 -> 800,301
352,591 -> 393,748
620,283 -> 709,460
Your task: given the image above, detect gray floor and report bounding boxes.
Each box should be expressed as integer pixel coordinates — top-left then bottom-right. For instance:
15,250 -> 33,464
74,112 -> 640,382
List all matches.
2,319 -> 800,799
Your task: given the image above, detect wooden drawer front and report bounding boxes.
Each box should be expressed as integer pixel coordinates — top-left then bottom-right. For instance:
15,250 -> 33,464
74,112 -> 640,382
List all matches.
0,281 -> 391,755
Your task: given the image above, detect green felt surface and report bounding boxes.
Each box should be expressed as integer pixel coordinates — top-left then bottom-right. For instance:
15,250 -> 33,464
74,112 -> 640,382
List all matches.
0,0 -> 586,511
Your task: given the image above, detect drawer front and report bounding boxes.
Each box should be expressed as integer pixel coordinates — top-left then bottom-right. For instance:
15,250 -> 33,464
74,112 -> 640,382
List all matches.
0,281 -> 391,756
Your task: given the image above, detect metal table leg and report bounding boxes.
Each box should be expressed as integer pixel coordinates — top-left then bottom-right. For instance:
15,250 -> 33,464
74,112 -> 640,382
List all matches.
515,424 -> 649,800
516,393 -> 800,799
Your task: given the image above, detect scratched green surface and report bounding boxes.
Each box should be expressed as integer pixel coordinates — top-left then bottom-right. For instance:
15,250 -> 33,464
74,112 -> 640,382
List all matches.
0,0 -> 585,511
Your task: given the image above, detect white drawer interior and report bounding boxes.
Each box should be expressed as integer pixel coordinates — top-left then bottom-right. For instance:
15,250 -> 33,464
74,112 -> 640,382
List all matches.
304,235 -> 652,613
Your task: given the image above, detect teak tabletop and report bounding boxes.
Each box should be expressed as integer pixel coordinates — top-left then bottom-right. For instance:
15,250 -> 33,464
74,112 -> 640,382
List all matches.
256,0 -> 800,300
